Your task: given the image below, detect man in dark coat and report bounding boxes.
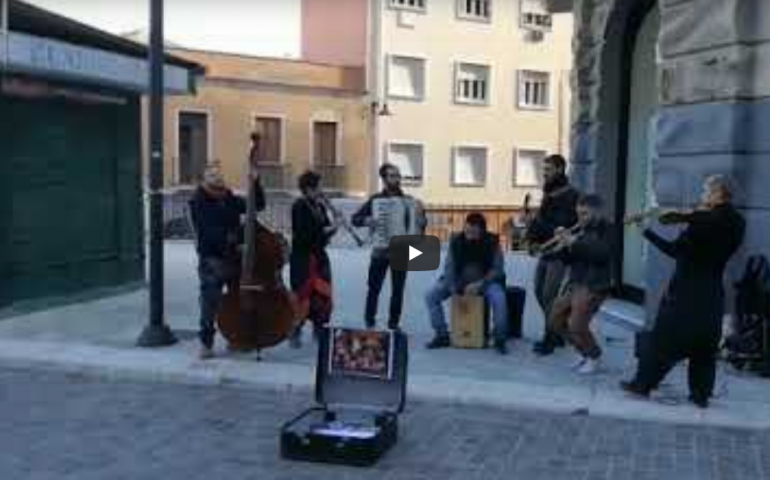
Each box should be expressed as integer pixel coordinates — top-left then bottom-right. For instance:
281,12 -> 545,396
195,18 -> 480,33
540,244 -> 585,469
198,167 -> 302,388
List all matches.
289,170 -> 339,348
424,213 -> 509,355
544,194 -> 613,374
189,162 -> 265,359
621,175 -> 745,408
526,154 -> 580,355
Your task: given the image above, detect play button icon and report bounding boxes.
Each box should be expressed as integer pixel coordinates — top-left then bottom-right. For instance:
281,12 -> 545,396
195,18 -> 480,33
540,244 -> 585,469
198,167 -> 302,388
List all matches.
409,245 -> 423,261
389,235 -> 440,272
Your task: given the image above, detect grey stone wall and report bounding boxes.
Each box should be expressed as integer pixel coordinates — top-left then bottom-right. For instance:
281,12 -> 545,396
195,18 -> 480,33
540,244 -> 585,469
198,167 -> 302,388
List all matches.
568,0 -> 770,321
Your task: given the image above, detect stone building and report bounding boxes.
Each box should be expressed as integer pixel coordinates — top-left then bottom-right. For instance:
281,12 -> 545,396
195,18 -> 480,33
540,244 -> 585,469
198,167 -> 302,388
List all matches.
549,0 -> 769,322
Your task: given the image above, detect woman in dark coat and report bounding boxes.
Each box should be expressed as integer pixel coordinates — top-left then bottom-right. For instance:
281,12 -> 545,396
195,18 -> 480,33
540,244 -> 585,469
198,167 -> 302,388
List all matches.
289,171 -> 339,348
621,175 -> 745,408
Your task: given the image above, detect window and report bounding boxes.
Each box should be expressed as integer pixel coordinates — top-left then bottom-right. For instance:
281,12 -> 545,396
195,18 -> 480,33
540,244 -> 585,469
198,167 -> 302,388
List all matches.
177,111 -> 209,184
458,0 -> 491,21
254,116 -> 283,164
455,63 -> 490,105
453,146 -> 487,186
387,55 -> 427,101
390,0 -> 426,12
313,121 -> 339,166
518,70 -> 550,109
520,0 -> 552,30
387,143 -> 424,185
513,149 -> 546,186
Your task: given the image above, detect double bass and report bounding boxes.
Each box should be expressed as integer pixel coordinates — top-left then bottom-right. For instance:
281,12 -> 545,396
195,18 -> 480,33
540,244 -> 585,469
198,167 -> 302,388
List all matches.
216,167 -> 300,356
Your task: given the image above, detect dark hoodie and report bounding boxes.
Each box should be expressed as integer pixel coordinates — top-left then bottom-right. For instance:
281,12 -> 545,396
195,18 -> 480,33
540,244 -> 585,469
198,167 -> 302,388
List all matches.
525,174 -> 580,245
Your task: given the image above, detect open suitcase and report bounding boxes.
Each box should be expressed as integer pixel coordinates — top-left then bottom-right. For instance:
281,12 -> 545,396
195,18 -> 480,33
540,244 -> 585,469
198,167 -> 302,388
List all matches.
280,327 -> 408,467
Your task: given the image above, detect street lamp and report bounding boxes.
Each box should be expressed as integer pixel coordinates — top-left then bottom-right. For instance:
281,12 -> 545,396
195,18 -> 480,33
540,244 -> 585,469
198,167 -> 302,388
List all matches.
137,0 -> 177,347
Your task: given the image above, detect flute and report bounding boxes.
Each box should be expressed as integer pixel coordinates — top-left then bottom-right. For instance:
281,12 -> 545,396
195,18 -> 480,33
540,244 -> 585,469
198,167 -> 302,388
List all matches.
319,193 -> 366,247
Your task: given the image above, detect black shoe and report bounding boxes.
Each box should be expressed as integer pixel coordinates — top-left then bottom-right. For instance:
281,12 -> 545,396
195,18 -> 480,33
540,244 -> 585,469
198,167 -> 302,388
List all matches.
533,341 -> 555,356
552,335 -> 566,348
494,340 -> 509,355
426,335 -> 451,349
688,395 -> 709,409
365,318 -> 375,329
620,380 -> 650,399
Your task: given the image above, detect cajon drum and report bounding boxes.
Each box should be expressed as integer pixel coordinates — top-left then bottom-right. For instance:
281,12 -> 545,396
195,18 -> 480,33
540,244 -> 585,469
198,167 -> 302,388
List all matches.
450,295 -> 487,349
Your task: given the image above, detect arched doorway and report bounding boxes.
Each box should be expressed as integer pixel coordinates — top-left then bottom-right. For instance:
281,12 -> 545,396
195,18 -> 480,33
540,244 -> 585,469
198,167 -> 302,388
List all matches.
620,5 -> 660,298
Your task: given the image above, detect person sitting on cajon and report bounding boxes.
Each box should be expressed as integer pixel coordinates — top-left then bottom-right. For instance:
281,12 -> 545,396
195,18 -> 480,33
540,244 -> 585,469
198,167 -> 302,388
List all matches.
425,213 -> 509,355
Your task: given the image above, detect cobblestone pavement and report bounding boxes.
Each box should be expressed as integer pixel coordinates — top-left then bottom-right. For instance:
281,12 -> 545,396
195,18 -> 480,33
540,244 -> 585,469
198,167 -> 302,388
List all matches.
1,367 -> 768,480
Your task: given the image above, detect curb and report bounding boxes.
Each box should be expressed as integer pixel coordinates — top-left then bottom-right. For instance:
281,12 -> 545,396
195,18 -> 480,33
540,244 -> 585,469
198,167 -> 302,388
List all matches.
1,338 -> 769,431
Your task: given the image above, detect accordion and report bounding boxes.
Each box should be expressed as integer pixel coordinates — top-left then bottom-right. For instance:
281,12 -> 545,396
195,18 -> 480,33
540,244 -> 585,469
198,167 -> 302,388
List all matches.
371,197 -> 424,249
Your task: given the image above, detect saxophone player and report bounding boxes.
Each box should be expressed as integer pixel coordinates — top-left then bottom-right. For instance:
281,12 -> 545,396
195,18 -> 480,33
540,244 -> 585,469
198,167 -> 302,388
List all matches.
543,194 -> 614,374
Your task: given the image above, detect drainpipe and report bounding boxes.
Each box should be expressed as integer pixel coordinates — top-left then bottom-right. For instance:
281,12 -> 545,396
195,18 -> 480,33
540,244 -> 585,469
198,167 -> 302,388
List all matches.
368,0 -> 383,194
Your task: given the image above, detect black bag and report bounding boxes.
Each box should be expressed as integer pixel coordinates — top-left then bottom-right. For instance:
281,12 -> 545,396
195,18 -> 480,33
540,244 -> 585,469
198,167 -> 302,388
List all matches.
506,286 -> 525,339
281,327 -> 408,467
724,255 -> 770,377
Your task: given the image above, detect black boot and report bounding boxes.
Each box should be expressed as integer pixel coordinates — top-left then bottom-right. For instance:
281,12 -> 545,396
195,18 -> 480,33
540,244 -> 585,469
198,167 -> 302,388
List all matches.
426,334 -> 451,349
533,339 -> 556,356
494,340 -> 509,355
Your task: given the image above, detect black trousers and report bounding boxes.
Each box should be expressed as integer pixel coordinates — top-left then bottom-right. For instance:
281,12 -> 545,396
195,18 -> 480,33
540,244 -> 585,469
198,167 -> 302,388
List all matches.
633,339 -> 718,401
534,258 -> 567,344
365,254 -> 407,327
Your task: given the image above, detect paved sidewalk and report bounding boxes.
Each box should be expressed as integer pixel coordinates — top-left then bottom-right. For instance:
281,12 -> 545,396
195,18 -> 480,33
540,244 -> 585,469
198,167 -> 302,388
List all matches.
1,243 -> 769,429
3,367 -> 769,480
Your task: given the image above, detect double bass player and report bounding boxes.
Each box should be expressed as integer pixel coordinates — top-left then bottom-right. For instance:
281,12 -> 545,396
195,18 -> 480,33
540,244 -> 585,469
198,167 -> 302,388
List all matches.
189,137 -> 266,360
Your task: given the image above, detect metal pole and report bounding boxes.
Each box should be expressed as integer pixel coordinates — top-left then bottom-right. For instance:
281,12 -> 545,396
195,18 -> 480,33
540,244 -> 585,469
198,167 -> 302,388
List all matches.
138,0 -> 176,347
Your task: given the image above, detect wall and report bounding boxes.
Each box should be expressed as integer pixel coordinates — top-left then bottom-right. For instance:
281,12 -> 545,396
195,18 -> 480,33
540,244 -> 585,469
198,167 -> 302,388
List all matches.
154,51 -> 371,197
1,87 -> 144,309
376,1 -> 574,207
300,0 -> 370,67
569,0 -> 770,318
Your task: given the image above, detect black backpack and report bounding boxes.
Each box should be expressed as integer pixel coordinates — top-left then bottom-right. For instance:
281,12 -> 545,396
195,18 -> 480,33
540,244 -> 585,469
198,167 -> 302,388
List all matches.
725,255 -> 770,376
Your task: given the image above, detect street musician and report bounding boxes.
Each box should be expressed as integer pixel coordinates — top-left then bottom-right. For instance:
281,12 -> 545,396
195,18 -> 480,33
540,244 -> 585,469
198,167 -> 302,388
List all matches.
621,175 -> 745,408
525,154 -> 580,356
543,194 -> 613,374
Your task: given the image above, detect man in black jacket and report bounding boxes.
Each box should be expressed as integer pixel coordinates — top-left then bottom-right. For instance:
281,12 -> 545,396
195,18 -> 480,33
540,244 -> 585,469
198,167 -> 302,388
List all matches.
621,175 -> 745,408
544,194 -> 613,374
526,154 -> 580,355
189,163 -> 265,359
352,163 -> 426,330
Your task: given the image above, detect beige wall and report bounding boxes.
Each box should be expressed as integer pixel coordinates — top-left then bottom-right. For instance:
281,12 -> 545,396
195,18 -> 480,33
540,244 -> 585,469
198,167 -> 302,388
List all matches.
376,2 -> 573,207
148,51 -> 371,197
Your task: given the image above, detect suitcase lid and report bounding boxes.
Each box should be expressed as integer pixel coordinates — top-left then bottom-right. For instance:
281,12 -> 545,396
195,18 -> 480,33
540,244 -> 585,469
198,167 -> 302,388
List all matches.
315,327 -> 408,414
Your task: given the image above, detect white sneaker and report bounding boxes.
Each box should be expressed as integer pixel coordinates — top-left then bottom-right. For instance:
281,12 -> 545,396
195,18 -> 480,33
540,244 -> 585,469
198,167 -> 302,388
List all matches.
577,357 -> 601,375
570,356 -> 587,370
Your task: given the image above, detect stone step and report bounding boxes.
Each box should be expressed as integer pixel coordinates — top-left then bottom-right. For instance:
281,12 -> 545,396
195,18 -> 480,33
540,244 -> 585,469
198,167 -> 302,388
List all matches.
597,298 -> 647,332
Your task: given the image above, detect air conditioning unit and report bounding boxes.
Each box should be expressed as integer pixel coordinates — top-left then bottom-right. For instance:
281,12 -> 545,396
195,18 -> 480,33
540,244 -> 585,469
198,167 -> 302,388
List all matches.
525,29 -> 545,42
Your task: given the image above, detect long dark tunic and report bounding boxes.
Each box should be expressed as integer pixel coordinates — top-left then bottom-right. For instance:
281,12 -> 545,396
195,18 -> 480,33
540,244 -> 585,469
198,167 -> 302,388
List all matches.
645,204 -> 745,356
290,197 -> 333,292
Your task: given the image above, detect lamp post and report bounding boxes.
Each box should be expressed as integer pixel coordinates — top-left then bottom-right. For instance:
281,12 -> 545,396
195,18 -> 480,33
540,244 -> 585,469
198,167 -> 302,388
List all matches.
137,0 -> 177,347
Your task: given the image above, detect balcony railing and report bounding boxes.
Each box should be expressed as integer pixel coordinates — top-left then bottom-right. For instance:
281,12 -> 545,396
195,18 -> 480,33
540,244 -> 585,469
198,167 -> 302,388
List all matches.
254,163 -> 293,191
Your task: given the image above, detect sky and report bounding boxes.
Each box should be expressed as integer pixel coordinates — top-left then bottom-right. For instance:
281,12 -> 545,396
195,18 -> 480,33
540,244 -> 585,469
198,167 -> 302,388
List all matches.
25,0 -> 302,57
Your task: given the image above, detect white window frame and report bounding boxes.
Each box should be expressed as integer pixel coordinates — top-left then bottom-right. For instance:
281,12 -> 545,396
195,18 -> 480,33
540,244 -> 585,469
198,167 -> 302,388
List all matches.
457,0 -> 492,23
252,113 -> 287,165
517,70 -> 551,110
175,107 -> 213,185
389,0 -> 427,13
454,62 -> 491,106
519,0 -> 553,31
385,141 -> 425,187
386,54 -> 428,102
452,144 -> 489,187
309,116 -> 344,167
512,148 -> 547,187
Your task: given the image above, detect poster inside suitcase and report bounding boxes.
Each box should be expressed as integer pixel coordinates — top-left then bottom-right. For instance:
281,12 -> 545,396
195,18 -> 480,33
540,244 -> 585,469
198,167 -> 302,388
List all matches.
280,326 -> 409,467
